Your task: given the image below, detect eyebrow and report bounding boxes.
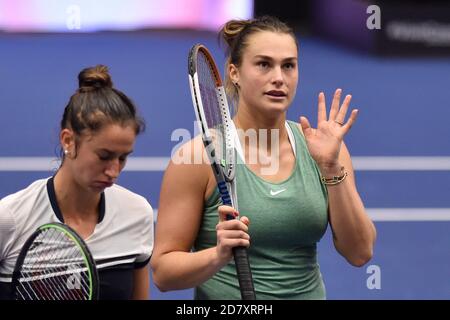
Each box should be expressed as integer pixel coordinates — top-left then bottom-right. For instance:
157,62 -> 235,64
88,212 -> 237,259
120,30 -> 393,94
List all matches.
97,149 -> 134,156
253,55 -> 298,62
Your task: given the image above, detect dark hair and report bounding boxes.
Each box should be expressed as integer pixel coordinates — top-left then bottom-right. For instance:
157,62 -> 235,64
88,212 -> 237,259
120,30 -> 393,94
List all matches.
219,16 -> 298,105
60,65 -> 145,158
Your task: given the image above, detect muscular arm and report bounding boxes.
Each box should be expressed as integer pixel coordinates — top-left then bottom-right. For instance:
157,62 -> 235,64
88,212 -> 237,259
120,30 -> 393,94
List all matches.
325,142 -> 377,267
298,90 -> 376,267
150,138 -> 250,291
150,138 -> 225,291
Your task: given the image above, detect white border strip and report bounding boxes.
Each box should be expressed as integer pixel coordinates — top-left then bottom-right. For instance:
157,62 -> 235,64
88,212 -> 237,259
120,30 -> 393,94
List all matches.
0,157 -> 170,172
367,208 -> 450,221
352,157 -> 450,171
153,208 -> 450,222
1,156 -> 450,171
0,158 -> 60,172
124,157 -> 169,171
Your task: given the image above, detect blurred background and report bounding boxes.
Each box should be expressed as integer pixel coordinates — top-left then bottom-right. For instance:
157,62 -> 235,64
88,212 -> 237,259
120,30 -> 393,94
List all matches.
0,0 -> 449,299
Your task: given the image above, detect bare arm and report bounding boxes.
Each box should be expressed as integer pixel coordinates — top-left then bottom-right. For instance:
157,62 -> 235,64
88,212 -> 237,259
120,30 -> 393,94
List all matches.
150,138 -> 250,291
132,265 -> 150,300
325,142 -> 376,267
299,89 -> 376,267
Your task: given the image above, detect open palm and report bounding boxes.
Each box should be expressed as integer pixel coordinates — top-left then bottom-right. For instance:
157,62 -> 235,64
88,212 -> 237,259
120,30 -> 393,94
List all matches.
299,89 -> 358,171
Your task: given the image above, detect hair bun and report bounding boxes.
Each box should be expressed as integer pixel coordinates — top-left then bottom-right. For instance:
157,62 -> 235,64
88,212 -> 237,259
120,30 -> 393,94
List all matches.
78,64 -> 113,89
220,19 -> 252,48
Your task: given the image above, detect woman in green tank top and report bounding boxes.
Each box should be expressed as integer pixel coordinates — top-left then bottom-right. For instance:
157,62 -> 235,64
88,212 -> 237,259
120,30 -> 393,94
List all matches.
151,16 -> 376,300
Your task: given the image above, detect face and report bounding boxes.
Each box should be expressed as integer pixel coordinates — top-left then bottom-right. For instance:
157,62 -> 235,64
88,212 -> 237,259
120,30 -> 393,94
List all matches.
62,123 -> 136,193
230,31 -> 298,116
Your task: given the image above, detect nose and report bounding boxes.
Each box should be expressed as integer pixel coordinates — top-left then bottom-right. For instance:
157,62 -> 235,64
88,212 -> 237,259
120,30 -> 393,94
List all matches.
104,159 -> 120,180
271,66 -> 284,86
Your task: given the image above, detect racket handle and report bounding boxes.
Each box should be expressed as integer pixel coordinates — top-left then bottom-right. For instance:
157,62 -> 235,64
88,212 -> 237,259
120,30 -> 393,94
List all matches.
219,182 -> 256,300
232,246 -> 256,300
225,214 -> 256,300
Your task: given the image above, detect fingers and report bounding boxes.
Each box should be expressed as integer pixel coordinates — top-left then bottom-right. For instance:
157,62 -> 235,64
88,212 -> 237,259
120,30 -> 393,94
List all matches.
326,89 -> 357,131
216,225 -> 250,249
299,116 -> 312,135
216,214 -> 251,258
217,229 -> 250,242
342,109 -> 359,133
335,93 -> 352,125
317,92 -> 327,123
218,205 -> 250,231
217,216 -> 249,232
240,216 -> 250,226
217,236 -> 251,252
218,205 -> 238,222
329,88 -> 342,120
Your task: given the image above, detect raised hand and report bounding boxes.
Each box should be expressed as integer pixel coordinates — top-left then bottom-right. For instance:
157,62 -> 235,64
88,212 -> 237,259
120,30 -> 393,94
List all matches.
299,89 -> 358,174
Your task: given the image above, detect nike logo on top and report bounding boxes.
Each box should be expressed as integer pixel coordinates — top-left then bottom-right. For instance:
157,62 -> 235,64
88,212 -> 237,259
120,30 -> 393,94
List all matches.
270,189 -> 286,196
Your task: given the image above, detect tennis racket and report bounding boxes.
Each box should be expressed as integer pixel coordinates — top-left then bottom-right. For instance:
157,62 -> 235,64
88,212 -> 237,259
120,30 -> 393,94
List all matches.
188,44 -> 256,300
11,222 -> 99,300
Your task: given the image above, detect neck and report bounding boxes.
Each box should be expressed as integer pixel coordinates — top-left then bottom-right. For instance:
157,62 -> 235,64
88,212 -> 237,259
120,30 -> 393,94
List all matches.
54,166 -> 100,221
234,103 -> 288,146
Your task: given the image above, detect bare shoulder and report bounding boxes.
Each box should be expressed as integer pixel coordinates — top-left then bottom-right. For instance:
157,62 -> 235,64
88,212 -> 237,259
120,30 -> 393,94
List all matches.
168,135 -> 210,179
163,135 -> 215,199
155,136 -> 215,253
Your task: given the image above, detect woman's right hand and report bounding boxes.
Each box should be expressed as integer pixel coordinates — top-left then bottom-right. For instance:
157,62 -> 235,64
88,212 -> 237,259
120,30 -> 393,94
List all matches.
215,205 -> 250,264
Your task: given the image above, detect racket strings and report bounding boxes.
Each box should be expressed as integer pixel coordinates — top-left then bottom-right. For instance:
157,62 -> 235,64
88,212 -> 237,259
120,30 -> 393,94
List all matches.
18,234 -> 77,300
29,230 -> 88,300
19,229 -> 74,300
20,231 -> 87,300
15,228 -> 91,300
197,51 -> 227,162
31,229 -> 88,300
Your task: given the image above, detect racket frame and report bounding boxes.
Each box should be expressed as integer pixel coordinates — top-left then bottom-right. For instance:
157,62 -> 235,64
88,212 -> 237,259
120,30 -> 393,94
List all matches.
188,44 -> 256,300
11,222 -> 99,300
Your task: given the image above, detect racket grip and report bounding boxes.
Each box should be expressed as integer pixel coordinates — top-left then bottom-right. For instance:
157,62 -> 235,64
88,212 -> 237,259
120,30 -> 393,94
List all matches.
232,246 -> 256,300
225,214 -> 256,299
218,182 -> 256,299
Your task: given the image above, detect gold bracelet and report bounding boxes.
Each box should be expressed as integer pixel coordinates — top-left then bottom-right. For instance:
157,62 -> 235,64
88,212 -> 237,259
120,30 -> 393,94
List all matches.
321,166 -> 348,186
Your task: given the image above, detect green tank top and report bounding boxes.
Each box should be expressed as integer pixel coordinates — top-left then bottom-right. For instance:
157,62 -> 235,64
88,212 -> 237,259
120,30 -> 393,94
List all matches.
193,120 -> 329,300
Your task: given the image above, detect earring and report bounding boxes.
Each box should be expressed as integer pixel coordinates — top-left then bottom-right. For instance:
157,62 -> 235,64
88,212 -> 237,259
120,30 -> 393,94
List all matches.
64,149 -> 69,155
234,82 -> 240,88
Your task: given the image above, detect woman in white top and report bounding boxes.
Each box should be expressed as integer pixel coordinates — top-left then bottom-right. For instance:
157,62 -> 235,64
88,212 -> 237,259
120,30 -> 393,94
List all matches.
0,65 -> 153,300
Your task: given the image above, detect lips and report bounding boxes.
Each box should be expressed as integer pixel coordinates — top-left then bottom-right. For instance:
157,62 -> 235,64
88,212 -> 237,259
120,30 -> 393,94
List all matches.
265,90 -> 287,97
94,181 -> 114,188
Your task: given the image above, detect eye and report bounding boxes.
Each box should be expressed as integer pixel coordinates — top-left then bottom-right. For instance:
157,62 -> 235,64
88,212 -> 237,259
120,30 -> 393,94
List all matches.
257,61 -> 270,69
283,62 -> 296,70
98,153 -> 113,161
